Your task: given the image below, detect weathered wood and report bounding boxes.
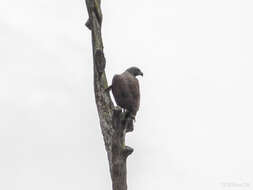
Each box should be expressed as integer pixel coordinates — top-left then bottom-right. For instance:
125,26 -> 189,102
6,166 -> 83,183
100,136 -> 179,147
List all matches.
84,1 -> 133,190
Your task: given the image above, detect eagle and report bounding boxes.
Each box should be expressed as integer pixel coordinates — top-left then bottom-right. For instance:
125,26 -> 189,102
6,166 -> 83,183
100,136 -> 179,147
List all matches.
107,67 -> 143,119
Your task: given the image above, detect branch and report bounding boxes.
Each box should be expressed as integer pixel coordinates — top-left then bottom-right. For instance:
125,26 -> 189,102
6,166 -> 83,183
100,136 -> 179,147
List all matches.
84,1 -> 133,190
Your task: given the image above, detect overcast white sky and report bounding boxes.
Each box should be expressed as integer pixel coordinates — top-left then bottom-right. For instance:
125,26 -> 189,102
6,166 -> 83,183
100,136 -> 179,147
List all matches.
0,0 -> 253,189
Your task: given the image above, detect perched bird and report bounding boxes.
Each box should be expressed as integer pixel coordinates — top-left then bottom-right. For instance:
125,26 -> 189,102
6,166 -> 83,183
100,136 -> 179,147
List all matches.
107,67 -> 143,119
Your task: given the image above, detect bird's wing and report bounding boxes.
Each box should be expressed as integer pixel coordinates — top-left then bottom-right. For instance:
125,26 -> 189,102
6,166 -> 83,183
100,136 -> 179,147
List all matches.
112,74 -> 129,108
126,74 -> 140,114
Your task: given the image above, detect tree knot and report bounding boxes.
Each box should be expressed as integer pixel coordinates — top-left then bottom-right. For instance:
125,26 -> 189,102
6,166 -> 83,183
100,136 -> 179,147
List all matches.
122,146 -> 134,159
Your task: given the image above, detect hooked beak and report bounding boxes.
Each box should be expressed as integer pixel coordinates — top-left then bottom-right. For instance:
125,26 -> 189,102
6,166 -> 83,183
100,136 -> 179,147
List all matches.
140,72 -> 144,77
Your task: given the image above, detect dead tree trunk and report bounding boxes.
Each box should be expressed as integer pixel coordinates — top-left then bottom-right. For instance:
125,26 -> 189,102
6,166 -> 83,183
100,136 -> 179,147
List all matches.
84,1 -> 134,190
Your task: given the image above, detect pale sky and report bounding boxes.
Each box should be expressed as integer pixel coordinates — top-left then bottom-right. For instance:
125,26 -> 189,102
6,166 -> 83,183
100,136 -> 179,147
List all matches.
0,0 -> 253,189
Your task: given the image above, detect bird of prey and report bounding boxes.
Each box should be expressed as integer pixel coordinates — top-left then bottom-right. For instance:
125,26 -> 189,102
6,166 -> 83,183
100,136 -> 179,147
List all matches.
107,67 -> 143,119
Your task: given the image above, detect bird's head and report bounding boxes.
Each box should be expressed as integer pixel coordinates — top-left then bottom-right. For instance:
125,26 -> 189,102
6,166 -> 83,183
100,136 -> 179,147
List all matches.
126,67 -> 143,77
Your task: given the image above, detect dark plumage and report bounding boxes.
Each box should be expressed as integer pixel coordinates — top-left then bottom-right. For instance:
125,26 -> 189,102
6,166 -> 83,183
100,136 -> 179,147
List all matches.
108,67 -> 143,118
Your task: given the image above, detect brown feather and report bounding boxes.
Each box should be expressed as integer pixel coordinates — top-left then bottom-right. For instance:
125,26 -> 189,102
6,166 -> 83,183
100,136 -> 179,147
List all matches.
111,71 -> 140,116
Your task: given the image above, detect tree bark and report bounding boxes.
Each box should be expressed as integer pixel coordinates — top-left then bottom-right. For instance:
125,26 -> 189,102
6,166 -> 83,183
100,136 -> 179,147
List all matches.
84,1 -> 134,190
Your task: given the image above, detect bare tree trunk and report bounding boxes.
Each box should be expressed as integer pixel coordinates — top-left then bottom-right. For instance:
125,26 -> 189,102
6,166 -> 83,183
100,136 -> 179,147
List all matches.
84,1 -> 134,190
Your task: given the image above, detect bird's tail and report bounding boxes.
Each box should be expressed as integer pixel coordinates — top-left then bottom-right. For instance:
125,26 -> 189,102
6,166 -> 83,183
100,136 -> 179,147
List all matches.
124,111 -> 135,132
